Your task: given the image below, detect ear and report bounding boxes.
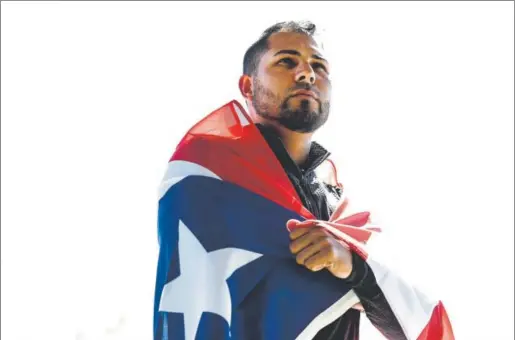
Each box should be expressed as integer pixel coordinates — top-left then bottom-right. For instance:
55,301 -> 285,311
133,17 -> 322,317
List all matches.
238,74 -> 253,100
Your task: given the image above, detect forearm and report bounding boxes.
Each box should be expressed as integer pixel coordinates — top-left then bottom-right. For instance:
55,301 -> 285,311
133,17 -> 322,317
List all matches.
344,252 -> 408,340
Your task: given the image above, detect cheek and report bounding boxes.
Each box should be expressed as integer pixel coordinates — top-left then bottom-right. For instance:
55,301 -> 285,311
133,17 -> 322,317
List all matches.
268,78 -> 290,94
265,70 -> 295,91
317,79 -> 332,100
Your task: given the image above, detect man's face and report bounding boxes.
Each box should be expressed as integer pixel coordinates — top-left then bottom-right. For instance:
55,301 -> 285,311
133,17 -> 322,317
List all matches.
252,32 -> 331,133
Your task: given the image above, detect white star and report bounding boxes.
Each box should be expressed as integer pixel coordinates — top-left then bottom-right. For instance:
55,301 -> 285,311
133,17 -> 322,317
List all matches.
159,220 -> 263,340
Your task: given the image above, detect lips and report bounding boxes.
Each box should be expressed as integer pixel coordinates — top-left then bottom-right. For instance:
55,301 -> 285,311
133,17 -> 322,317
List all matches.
291,90 -> 318,99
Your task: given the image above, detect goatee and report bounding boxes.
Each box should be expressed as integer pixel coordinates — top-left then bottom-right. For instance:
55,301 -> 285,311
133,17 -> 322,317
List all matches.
252,79 -> 330,133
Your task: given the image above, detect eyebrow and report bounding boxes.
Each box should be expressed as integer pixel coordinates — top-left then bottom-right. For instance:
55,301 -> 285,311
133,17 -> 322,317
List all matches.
273,49 -> 327,62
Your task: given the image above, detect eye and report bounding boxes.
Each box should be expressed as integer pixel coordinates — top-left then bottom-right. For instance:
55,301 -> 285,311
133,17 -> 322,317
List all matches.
277,57 -> 297,68
312,62 -> 328,73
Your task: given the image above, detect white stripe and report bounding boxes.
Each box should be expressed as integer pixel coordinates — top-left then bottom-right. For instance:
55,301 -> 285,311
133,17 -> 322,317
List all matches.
295,290 -> 360,340
366,235 -> 439,339
158,160 -> 221,199
316,223 -> 439,339
233,102 -> 250,126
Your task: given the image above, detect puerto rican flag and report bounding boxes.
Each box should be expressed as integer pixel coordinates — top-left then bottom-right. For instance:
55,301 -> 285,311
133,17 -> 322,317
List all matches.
153,100 -> 455,339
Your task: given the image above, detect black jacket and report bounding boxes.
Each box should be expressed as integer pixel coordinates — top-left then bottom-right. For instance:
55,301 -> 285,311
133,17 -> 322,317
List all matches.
257,124 -> 407,340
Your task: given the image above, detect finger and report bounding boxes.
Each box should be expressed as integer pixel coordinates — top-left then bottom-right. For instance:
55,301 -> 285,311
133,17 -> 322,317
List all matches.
351,303 -> 364,312
304,247 -> 334,272
295,236 -> 330,266
289,228 -> 327,254
289,226 -> 311,240
288,221 -> 319,240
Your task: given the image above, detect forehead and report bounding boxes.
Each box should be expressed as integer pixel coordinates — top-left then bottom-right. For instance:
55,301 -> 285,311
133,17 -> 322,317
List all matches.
265,32 -> 325,58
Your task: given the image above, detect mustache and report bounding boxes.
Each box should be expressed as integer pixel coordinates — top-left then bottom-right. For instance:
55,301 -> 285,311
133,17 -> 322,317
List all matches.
287,83 -> 321,98
284,83 -> 322,106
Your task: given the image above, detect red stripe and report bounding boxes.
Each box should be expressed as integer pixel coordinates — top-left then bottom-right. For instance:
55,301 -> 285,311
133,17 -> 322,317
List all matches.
170,101 -> 313,220
417,301 -> 455,340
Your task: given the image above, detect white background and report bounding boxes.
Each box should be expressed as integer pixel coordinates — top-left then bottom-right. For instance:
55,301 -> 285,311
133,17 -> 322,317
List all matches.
1,1 -> 513,339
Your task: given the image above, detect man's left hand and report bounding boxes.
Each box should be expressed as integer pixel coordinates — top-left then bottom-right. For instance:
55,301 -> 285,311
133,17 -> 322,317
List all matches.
289,225 -> 353,279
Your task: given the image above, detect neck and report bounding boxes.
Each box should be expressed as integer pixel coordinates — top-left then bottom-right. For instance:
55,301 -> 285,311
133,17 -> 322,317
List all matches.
251,114 -> 313,165
278,126 -> 313,165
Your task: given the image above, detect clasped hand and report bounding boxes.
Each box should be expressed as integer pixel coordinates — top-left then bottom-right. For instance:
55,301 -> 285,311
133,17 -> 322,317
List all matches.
288,220 -> 353,279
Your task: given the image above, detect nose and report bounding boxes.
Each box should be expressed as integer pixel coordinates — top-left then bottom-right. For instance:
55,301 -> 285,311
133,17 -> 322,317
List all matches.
295,63 -> 316,85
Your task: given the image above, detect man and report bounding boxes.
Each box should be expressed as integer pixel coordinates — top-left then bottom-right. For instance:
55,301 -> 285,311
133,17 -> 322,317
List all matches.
155,20 -> 453,340
237,21 -> 405,339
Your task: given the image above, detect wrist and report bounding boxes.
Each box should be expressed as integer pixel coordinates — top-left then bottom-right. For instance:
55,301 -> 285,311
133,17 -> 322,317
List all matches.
343,252 -> 367,287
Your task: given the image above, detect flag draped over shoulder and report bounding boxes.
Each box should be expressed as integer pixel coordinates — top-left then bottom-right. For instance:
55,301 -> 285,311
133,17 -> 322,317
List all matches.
153,100 -> 455,340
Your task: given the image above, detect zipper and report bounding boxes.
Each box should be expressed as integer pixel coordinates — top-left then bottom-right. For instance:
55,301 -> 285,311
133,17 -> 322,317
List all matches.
289,175 -> 314,216
299,171 -> 321,219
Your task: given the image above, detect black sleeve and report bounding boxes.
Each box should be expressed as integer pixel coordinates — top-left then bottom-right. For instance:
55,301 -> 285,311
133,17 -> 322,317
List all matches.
343,252 -> 408,340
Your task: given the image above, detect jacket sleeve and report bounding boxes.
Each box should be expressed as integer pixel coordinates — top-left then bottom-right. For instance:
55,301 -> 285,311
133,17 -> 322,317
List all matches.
343,252 -> 408,340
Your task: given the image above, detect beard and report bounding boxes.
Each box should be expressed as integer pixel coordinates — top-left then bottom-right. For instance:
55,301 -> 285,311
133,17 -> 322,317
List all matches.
251,79 -> 330,133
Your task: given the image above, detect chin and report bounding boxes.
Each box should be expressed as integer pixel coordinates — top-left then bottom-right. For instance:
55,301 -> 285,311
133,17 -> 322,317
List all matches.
291,96 -> 318,107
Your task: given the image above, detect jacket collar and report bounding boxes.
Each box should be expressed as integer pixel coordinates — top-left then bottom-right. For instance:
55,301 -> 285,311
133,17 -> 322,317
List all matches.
255,123 -> 330,178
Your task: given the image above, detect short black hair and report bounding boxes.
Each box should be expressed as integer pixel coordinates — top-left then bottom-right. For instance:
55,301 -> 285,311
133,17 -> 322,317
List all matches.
242,20 -> 318,76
